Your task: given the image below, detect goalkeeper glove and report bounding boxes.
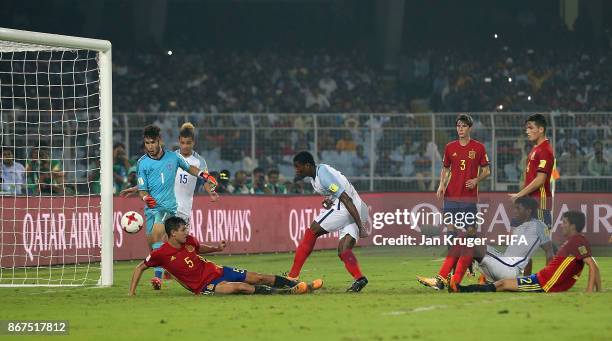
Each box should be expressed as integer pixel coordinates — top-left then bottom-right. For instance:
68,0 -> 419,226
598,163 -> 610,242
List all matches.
142,195 -> 157,209
199,171 -> 218,190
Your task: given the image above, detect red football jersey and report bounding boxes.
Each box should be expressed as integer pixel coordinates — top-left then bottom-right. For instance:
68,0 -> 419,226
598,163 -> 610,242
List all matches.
524,139 -> 555,210
442,139 -> 489,202
536,234 -> 592,292
144,235 -> 223,294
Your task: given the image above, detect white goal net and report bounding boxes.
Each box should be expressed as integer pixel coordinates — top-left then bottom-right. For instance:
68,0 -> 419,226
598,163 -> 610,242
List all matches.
0,28 -> 113,287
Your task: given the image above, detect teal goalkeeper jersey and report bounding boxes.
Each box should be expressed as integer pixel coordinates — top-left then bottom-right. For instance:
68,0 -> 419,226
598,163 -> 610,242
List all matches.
137,149 -> 191,212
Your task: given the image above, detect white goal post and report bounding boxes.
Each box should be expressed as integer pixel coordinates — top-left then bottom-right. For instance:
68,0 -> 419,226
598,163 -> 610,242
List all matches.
0,28 -> 113,286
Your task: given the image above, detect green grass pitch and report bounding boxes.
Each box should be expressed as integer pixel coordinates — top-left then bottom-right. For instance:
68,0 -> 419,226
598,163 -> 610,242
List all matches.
2,247 -> 611,340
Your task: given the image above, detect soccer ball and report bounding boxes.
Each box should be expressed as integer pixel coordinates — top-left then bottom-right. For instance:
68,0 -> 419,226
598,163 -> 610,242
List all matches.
121,211 -> 144,234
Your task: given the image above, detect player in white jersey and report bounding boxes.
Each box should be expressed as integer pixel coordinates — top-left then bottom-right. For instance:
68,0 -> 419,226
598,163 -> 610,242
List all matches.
473,197 -> 553,282
174,123 -> 219,223
287,151 -> 370,292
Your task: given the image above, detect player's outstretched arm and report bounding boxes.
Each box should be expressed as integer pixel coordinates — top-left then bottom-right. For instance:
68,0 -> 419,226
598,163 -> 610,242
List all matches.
187,166 -> 218,190
119,186 -> 138,198
128,262 -> 149,296
199,241 -> 226,254
510,172 -> 546,202
583,257 -> 602,292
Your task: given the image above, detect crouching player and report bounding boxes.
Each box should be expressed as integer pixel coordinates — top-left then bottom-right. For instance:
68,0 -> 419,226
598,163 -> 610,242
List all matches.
129,217 -> 323,296
449,211 -> 601,293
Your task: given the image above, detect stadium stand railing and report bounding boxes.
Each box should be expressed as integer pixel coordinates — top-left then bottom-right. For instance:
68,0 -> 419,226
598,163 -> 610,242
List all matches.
113,112 -> 611,193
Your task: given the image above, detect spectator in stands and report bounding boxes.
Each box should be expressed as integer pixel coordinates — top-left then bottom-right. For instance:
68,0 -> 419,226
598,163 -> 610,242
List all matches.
335,131 -> 357,152
588,141 -> 610,176
25,147 -> 64,195
0,147 -> 26,195
216,169 -> 232,194
558,141 -> 584,191
126,166 -> 138,189
290,176 -> 313,194
231,170 -> 250,194
113,143 -> 130,194
265,168 -> 287,194
249,167 -> 267,194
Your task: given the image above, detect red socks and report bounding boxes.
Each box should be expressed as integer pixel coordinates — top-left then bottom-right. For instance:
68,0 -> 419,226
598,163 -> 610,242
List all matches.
451,247 -> 474,284
438,244 -> 461,278
339,249 -> 364,280
288,229 -> 317,278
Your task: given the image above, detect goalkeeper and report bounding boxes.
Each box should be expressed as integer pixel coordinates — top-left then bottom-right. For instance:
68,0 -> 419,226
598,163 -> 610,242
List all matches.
136,125 -> 217,287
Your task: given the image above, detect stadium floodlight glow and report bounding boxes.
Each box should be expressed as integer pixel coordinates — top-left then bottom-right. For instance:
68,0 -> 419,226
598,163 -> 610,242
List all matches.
497,104 -> 504,110
484,77 -> 492,83
528,96 -> 532,101
167,50 -> 173,56
494,33 -> 498,39
0,27 -> 113,287
508,77 -> 512,83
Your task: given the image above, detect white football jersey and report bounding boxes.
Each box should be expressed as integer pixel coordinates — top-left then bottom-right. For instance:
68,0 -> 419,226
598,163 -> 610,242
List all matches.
308,164 -> 368,223
174,150 -> 207,219
501,218 -> 551,270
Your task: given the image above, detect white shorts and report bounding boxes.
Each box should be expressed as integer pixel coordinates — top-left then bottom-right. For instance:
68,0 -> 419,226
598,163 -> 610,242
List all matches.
314,199 -> 369,241
477,246 -> 523,282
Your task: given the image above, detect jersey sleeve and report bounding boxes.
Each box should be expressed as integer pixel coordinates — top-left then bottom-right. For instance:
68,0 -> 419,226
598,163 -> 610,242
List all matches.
570,236 -> 592,260
536,221 -> 552,244
443,144 -> 451,168
197,154 -> 208,173
144,251 -> 160,267
176,152 -> 191,172
318,166 -> 345,199
187,235 -> 202,253
137,159 -> 148,191
536,148 -> 554,175
479,144 -> 490,167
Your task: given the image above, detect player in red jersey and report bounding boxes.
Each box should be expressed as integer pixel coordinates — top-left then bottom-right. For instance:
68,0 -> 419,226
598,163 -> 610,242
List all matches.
417,114 -> 490,290
510,113 -> 555,223
129,216 -> 322,296
449,211 -> 602,293
509,113 -> 556,274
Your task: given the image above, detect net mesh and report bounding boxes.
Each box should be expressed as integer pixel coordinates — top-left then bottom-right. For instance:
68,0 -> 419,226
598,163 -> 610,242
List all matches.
0,40 -> 102,286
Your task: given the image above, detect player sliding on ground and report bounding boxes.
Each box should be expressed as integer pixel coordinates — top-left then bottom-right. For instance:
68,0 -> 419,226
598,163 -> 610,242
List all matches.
288,151 -> 370,292
129,217 -> 322,295
417,114 -> 490,290
135,125 -> 218,289
448,211 -> 601,293
471,197 -> 553,282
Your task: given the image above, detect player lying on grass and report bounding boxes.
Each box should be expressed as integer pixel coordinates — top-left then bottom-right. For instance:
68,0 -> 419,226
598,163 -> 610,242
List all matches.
129,217 -> 323,296
448,211 -> 601,293
288,151 -> 370,292
472,197 -> 553,283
